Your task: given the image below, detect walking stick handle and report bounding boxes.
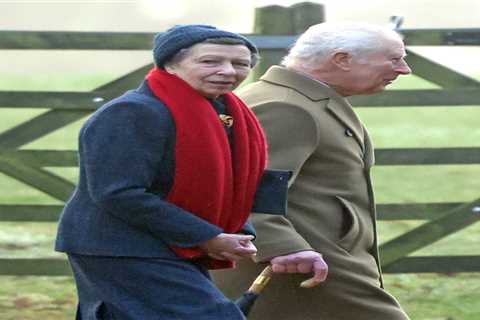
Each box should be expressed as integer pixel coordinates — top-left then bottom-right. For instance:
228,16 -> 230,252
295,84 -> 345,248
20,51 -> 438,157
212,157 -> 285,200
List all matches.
247,265 -> 273,294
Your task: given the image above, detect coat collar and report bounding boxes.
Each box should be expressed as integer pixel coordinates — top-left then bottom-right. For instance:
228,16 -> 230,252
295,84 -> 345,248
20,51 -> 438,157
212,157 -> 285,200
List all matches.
260,66 -> 364,148
260,65 -> 332,101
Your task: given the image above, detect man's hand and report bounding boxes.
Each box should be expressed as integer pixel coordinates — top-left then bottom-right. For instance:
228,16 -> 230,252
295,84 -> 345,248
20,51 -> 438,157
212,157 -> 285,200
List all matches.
199,233 -> 257,261
270,250 -> 328,288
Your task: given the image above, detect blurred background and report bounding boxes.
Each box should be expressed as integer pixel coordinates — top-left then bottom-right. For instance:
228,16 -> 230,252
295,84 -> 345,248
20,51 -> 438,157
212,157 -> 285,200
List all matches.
2,0 -> 480,31
1,0 -> 480,80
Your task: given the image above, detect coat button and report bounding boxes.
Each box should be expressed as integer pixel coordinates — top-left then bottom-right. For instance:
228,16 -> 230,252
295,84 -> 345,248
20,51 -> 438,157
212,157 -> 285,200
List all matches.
345,128 -> 354,137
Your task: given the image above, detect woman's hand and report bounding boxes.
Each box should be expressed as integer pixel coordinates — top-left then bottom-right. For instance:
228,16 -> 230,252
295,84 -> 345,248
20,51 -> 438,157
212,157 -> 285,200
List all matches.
199,233 -> 257,261
270,250 -> 328,288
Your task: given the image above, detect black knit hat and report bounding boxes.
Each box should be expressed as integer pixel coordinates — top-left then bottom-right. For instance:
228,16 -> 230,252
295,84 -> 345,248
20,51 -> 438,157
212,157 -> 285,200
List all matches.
153,24 -> 258,68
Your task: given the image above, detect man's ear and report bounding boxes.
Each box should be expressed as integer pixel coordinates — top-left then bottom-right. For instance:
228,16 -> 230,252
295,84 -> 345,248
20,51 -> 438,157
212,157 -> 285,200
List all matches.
332,52 -> 352,71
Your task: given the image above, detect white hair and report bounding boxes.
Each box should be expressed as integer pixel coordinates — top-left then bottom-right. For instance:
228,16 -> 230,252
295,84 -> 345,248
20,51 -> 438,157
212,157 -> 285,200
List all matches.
281,22 -> 403,69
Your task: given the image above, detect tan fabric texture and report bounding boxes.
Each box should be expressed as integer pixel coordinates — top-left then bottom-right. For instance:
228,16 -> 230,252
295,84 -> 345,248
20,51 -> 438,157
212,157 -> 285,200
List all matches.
212,66 -> 410,320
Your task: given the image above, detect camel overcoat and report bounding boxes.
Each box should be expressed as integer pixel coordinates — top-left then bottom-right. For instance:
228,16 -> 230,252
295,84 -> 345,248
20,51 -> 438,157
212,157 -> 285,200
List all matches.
213,66 -> 410,320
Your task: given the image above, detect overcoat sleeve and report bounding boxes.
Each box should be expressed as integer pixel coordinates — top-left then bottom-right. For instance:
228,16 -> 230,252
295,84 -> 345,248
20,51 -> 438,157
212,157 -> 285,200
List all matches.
250,102 -> 320,262
80,101 -> 223,248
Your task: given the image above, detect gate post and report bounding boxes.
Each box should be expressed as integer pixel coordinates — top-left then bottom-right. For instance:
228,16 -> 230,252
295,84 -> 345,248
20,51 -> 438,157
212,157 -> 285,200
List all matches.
251,2 -> 325,80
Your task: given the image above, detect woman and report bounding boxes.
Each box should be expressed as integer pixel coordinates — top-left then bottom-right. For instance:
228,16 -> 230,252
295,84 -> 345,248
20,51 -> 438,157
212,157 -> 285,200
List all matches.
55,24 -> 267,319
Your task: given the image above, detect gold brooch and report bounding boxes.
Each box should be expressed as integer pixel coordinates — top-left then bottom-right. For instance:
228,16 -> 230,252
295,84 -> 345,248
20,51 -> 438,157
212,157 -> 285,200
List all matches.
219,114 -> 234,128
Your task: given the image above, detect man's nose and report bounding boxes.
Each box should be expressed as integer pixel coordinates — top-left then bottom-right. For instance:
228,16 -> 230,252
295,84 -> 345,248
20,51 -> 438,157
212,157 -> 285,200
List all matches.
395,59 -> 411,75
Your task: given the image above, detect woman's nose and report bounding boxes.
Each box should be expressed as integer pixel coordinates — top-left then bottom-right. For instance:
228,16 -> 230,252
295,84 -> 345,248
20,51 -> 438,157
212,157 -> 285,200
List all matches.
217,62 -> 236,75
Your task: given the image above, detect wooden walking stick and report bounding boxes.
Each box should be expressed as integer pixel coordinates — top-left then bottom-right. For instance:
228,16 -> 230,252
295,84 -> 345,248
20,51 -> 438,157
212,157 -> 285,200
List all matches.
235,264 -> 320,316
235,265 -> 274,316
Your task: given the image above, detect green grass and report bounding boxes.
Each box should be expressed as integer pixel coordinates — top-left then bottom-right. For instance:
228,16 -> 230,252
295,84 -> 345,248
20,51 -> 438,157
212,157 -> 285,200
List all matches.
0,73 -> 480,319
0,73 -> 119,92
384,273 -> 480,320
0,276 -> 77,320
357,106 -> 480,148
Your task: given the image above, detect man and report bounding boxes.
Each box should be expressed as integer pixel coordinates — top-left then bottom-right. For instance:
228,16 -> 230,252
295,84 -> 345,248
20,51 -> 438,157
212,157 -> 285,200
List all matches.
213,22 -> 412,320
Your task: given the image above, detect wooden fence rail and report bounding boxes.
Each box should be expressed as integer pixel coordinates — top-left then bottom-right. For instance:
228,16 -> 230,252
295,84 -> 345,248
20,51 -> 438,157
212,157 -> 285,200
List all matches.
0,25 -> 479,275
2,28 -> 480,49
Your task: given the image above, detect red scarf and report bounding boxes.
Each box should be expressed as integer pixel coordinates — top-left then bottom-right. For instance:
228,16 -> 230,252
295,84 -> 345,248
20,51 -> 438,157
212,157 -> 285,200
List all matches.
146,68 -> 267,269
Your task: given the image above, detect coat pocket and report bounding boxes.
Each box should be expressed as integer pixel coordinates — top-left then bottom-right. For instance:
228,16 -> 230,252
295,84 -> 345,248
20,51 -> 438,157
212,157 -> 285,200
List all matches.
335,196 -> 361,252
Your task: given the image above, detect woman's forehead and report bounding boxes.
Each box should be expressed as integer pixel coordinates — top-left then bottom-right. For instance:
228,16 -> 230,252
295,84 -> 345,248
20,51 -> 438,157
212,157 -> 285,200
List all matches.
188,43 -> 251,59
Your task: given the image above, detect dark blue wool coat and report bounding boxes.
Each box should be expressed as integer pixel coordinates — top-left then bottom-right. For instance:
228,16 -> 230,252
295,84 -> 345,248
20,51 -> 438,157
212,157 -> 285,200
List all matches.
55,82 -> 252,319
55,82 -> 254,257
68,254 -> 245,319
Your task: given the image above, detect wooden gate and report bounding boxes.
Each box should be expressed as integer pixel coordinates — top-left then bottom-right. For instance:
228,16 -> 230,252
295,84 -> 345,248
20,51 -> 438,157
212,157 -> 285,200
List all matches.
0,27 -> 479,275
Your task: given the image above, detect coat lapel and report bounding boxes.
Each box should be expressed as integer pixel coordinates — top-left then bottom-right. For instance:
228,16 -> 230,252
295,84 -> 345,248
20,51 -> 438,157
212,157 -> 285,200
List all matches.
325,99 -> 364,151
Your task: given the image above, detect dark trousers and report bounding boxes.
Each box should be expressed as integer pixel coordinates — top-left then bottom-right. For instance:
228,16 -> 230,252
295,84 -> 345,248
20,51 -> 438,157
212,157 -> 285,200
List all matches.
68,254 -> 245,320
